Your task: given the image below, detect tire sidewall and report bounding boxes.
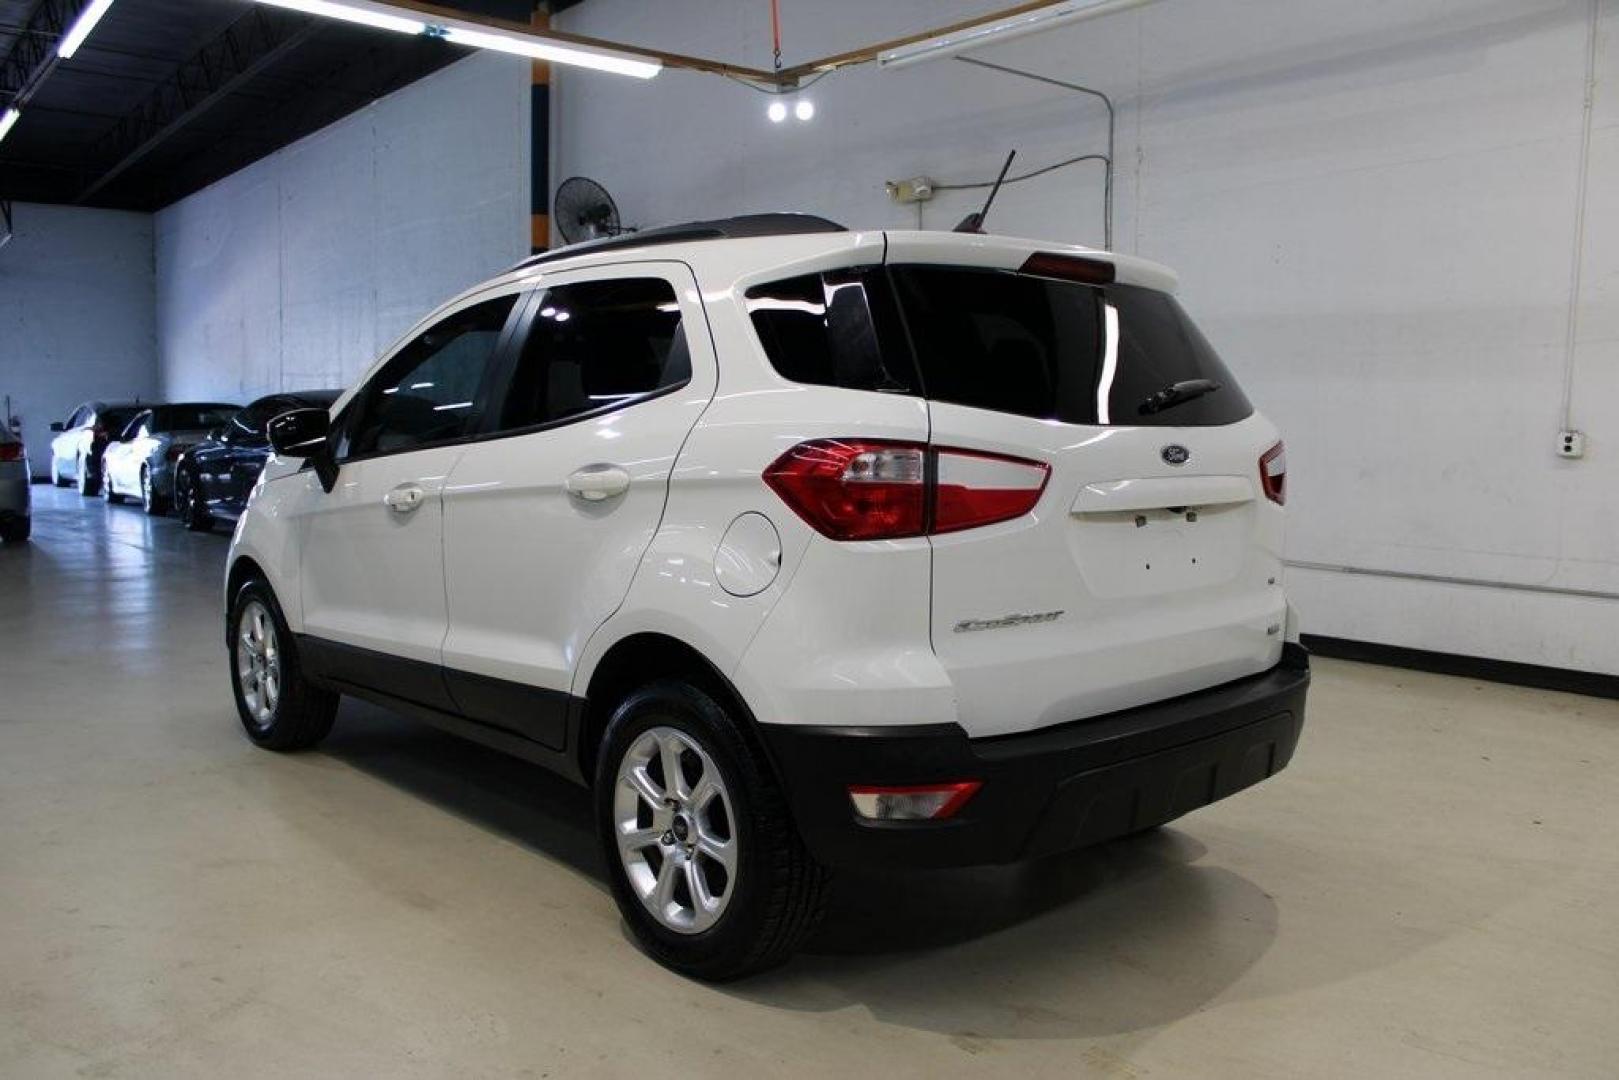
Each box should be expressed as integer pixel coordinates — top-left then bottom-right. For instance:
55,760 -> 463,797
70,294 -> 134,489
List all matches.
594,682 -> 777,979
227,580 -> 293,746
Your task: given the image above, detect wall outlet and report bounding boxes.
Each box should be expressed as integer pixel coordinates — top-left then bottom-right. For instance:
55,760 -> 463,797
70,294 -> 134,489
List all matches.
1557,430 -> 1586,458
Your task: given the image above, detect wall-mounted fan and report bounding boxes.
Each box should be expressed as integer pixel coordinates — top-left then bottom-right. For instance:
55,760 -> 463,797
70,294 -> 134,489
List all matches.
553,176 -> 622,244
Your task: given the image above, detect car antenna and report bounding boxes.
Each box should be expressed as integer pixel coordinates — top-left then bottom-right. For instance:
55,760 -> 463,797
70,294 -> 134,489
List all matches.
954,149 -> 1016,234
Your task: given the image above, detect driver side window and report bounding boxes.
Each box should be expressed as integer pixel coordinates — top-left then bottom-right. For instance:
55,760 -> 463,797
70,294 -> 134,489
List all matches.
340,294 -> 518,460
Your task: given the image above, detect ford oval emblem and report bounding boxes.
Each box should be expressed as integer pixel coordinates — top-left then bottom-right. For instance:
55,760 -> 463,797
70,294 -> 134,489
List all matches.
1161,444 -> 1190,466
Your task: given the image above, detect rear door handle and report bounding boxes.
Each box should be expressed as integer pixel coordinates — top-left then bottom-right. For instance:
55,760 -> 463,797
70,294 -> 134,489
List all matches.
384,484 -> 425,514
565,464 -> 631,502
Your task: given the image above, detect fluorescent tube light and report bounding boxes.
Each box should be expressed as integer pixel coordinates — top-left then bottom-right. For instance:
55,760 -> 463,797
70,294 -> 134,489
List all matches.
0,107 -> 20,144
879,0 -> 1160,69
440,25 -> 660,79
254,0 -> 426,36
57,0 -> 116,59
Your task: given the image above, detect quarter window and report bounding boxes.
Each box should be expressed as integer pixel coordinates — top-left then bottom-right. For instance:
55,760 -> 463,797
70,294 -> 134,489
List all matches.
497,278 -> 691,432
342,294 -> 518,458
745,269 -> 915,393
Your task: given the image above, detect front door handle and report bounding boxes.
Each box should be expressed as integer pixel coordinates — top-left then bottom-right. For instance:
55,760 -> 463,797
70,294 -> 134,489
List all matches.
565,464 -> 631,502
384,484 -> 425,514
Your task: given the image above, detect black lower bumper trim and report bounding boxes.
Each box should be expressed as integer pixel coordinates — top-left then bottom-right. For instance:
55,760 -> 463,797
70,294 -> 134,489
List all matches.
757,644 -> 1310,869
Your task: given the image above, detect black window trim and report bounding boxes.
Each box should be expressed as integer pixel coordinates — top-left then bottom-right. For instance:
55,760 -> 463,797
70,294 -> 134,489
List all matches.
332,265 -> 703,465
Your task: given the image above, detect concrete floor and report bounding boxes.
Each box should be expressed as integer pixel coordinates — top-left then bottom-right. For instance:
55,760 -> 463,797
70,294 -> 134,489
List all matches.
2,485 -> 1616,1079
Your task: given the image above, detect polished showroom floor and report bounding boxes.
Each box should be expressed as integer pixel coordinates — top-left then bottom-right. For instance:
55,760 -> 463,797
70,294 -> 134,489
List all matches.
2,484 -> 1616,1078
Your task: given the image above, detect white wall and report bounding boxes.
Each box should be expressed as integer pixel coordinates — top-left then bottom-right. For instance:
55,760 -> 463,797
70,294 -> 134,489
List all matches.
0,203 -> 160,474
155,52 -> 530,403
555,0 -> 1619,675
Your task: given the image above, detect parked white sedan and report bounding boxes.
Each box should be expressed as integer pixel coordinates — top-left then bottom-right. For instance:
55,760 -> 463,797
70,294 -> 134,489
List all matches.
101,403 -> 239,515
0,418 -> 30,543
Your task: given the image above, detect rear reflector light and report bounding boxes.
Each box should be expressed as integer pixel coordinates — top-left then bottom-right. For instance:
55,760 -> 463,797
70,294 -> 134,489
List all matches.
1260,441 -> 1286,505
765,440 -> 1049,541
0,442 -> 21,462
848,781 -> 982,821
1019,252 -> 1116,284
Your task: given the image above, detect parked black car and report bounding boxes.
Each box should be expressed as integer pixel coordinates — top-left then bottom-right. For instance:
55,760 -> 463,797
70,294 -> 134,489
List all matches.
48,400 -> 144,496
173,390 -> 341,531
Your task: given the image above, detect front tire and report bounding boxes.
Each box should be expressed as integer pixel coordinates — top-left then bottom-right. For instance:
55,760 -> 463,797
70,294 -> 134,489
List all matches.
141,466 -> 166,516
52,457 -> 69,487
228,579 -> 338,750
102,472 -> 124,504
595,680 -> 828,981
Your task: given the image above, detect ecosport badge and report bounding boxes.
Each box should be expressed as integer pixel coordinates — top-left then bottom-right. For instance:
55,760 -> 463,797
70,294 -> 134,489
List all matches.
1161,444 -> 1190,466
953,611 -> 1064,633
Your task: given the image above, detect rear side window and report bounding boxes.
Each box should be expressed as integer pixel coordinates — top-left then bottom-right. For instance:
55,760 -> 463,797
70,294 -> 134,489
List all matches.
98,407 -> 141,434
746,264 -> 1251,427
498,277 -> 691,431
745,269 -> 915,394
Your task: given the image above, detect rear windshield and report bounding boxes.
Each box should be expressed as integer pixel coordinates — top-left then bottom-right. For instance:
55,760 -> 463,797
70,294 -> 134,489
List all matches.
154,405 -> 236,432
746,264 -> 1252,427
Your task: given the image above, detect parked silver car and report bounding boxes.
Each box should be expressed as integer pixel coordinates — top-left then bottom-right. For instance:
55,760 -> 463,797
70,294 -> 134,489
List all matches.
100,403 -> 239,515
0,418 -> 30,543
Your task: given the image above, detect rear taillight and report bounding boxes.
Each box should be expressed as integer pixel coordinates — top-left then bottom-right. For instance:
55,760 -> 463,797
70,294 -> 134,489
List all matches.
1260,441 -> 1286,505
764,439 -> 1049,541
166,445 -> 184,460
848,781 -> 982,821
0,442 -> 21,463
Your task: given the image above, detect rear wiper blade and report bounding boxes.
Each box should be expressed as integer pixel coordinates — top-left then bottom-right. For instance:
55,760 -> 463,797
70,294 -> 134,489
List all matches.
1138,378 -> 1222,416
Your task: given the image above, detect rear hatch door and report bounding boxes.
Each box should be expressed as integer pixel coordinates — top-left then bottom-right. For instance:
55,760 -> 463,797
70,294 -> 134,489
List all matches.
884,234 -> 1287,737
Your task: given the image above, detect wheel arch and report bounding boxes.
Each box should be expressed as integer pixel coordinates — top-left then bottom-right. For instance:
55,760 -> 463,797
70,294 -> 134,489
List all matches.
577,631 -> 773,789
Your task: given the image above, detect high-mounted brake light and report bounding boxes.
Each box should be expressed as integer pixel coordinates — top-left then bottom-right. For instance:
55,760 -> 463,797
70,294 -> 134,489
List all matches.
848,781 -> 982,821
764,440 -> 1049,541
1260,441 -> 1286,506
1019,252 -> 1116,285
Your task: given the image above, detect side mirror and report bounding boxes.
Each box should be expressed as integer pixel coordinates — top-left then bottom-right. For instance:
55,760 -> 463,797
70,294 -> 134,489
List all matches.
267,408 -> 338,492
50,422 -> 64,432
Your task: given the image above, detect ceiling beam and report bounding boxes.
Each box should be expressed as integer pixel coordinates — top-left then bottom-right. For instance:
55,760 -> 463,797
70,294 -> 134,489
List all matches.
0,0 -> 76,104
76,7 -> 320,203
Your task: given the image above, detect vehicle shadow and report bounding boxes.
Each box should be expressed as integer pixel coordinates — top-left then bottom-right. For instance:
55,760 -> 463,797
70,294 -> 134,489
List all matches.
320,701 -> 1277,1042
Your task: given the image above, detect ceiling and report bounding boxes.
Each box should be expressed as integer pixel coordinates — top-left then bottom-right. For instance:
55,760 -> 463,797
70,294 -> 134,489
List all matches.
0,0 -> 577,212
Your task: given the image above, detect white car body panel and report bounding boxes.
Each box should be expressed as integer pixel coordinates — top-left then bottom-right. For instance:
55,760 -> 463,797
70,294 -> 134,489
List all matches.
230,226 -> 1290,746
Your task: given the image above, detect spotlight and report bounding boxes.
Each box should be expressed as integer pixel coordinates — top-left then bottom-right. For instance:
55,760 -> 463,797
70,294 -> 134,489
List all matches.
767,101 -> 787,123
794,99 -> 815,121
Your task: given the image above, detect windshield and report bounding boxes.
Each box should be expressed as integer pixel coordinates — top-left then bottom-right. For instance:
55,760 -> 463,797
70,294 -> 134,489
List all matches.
154,405 -> 237,433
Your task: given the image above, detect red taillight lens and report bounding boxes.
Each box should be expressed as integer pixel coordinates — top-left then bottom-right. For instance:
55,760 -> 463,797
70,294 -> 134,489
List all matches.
0,442 -> 22,462
763,440 -> 926,541
848,781 -> 982,821
933,448 -> 1050,534
764,440 -> 1049,540
166,445 -> 184,460
1260,441 -> 1286,505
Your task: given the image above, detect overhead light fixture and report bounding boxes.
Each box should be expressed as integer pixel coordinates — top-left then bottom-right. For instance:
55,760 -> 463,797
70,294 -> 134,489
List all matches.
794,99 -> 815,121
256,0 -> 426,35
252,0 -> 659,79
879,0 -> 1159,69
0,107 -> 19,144
57,0 -> 117,59
767,101 -> 787,123
439,25 -> 659,79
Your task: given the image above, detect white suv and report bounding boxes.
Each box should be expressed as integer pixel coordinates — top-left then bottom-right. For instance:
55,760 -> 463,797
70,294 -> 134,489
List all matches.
225,215 -> 1309,980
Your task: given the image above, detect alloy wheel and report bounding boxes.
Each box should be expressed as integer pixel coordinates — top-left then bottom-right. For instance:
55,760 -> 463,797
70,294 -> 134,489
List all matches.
613,726 -> 738,934
235,600 -> 282,727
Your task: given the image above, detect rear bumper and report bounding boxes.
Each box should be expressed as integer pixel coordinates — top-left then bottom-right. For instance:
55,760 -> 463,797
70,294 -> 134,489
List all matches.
0,473 -> 30,516
757,643 -> 1310,869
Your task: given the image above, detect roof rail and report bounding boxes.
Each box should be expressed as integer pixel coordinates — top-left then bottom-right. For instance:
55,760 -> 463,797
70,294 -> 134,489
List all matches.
509,212 -> 847,272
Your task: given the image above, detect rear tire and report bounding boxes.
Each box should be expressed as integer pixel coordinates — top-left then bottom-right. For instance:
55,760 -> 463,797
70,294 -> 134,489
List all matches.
175,468 -> 212,532
0,518 -> 28,543
595,679 -> 828,982
228,578 -> 338,751
76,456 -> 98,497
